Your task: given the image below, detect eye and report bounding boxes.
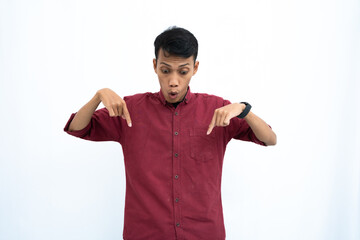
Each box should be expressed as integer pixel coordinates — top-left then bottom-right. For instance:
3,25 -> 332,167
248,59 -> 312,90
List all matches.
161,69 -> 170,74
180,70 -> 188,75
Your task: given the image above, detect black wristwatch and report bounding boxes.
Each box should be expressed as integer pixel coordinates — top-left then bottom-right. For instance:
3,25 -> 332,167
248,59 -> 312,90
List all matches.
237,102 -> 252,119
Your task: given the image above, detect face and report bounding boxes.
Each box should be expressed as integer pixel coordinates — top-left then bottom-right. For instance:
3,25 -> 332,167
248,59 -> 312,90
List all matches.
153,48 -> 199,103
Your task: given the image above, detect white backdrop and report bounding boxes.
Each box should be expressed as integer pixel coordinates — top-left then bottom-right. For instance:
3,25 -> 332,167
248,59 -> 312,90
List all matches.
0,0 -> 359,239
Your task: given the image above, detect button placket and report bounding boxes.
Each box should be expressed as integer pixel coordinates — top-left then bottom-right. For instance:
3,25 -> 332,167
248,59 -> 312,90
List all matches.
172,107 -> 182,233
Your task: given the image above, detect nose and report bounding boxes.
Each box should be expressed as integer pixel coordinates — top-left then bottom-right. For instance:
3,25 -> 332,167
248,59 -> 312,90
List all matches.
169,75 -> 179,88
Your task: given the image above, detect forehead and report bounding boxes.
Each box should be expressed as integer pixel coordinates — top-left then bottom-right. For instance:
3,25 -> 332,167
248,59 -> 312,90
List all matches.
157,48 -> 194,66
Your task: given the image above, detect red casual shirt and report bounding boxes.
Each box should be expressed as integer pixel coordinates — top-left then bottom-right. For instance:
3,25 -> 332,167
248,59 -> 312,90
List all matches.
64,87 -> 267,240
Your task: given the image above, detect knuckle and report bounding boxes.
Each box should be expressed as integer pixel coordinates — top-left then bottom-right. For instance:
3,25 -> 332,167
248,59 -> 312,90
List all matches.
115,102 -> 123,108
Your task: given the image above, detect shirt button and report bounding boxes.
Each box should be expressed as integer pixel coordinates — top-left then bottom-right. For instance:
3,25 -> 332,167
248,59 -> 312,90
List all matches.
175,112 -> 178,116
174,132 -> 179,136
174,175 -> 179,179
176,223 -> 180,227
175,198 -> 179,203
174,153 -> 178,158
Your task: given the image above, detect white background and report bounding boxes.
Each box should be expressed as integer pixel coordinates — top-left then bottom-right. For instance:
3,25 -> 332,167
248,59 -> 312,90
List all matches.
0,0 -> 359,239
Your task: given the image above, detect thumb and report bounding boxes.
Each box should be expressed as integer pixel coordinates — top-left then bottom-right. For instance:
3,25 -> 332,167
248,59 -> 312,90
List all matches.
223,115 -> 232,126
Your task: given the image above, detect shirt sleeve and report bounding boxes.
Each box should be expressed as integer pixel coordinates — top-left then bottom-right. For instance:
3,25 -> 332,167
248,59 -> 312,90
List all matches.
63,107 -> 124,143
223,99 -> 269,146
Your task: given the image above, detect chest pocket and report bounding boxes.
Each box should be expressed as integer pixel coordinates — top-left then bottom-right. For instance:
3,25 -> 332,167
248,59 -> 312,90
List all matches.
190,127 -> 217,162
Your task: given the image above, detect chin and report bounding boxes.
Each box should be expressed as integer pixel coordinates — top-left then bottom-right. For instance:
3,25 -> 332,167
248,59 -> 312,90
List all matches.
166,98 -> 178,103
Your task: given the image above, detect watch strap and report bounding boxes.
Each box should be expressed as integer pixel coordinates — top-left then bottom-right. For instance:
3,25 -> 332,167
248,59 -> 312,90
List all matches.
237,102 -> 252,119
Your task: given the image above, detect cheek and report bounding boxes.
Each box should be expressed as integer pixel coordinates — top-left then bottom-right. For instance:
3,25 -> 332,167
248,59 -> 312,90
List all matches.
158,77 -> 167,87
183,76 -> 192,84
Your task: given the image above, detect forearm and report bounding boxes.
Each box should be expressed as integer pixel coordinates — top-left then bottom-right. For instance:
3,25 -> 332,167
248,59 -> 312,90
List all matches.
244,111 -> 277,146
68,93 -> 101,131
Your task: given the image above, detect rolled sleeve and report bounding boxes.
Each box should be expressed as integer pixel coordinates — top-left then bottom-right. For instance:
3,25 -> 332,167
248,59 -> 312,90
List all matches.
63,108 -> 124,143
233,118 -> 268,146
64,113 -> 92,138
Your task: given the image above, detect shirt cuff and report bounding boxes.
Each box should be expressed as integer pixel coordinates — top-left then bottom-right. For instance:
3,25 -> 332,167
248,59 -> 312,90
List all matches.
63,113 -> 92,138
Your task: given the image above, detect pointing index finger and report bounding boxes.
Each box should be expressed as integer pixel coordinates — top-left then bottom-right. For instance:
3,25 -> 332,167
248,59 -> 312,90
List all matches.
122,103 -> 132,127
207,113 -> 216,135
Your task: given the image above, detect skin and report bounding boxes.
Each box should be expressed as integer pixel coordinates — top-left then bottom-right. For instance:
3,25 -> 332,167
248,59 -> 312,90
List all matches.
68,48 -> 276,146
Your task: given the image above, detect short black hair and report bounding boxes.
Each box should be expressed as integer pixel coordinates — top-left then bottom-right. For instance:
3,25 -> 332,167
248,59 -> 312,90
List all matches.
154,26 -> 198,63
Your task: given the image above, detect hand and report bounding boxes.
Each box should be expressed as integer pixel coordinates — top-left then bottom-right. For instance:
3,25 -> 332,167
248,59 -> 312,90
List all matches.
96,88 -> 132,127
207,103 -> 245,135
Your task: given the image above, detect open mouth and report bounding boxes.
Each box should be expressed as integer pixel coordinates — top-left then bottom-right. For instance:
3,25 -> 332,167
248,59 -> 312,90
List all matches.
168,92 -> 178,100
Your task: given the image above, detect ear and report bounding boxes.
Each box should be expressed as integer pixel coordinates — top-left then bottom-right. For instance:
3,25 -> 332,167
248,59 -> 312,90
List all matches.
193,61 -> 199,75
153,58 -> 157,73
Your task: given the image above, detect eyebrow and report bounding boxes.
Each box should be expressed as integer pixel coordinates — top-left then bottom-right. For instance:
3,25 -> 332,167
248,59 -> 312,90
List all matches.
160,62 -> 190,68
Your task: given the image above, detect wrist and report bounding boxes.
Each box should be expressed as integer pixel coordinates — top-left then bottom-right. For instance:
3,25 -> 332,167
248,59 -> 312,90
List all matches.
239,103 -> 246,112
237,102 -> 252,119
94,90 -> 103,104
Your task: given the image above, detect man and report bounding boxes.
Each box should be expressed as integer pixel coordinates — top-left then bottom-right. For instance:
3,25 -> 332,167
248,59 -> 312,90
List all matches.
64,26 -> 276,240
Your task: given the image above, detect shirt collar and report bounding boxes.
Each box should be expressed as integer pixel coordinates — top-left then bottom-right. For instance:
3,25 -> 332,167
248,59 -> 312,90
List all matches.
158,86 -> 193,105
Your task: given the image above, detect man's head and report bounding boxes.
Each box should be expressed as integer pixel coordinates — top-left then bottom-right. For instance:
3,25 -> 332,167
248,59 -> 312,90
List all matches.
153,26 -> 199,103
154,26 -> 198,64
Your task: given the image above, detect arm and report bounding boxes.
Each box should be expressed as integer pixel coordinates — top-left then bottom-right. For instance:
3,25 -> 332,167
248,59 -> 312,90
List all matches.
207,103 -> 276,146
243,110 -> 277,146
68,88 -> 132,132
